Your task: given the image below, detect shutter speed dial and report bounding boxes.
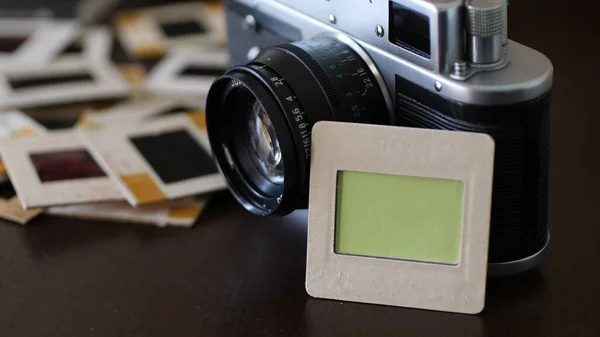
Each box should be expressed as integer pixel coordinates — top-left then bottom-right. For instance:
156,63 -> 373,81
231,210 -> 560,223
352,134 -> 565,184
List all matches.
466,0 -> 507,64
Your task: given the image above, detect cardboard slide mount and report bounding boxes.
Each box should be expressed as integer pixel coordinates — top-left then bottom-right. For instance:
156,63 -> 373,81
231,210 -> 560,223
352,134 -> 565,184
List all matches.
0,57 -> 130,110
0,18 -> 78,71
307,122 -> 495,314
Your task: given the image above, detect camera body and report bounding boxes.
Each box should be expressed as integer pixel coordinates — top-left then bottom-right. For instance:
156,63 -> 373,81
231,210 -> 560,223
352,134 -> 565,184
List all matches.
218,0 -> 552,275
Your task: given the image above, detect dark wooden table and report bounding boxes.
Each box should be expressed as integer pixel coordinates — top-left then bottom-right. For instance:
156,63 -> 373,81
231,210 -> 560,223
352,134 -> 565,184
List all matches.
1,1 -> 599,336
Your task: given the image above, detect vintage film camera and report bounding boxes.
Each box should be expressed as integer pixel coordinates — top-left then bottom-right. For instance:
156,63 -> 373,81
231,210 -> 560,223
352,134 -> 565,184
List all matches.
206,0 -> 553,276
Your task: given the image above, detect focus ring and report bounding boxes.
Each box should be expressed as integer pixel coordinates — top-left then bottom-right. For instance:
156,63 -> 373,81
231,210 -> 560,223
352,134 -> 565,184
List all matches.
277,44 -> 352,123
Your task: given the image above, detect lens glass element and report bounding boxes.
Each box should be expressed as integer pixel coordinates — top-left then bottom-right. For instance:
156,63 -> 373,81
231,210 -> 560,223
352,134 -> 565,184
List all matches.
247,99 -> 284,185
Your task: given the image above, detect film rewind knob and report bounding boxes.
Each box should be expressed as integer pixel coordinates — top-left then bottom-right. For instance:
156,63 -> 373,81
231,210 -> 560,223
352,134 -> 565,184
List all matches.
466,0 -> 507,64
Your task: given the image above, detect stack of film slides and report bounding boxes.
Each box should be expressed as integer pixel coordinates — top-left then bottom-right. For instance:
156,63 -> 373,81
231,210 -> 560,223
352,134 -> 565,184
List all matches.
0,2 -> 230,227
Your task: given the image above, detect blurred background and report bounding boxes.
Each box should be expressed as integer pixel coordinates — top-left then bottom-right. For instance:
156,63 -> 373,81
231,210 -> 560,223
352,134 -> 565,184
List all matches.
0,0 -> 227,225
0,0 -> 226,122
0,0 -> 201,19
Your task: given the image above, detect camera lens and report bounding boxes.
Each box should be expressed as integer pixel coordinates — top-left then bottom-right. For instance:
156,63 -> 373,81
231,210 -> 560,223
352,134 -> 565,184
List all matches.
207,34 -> 394,215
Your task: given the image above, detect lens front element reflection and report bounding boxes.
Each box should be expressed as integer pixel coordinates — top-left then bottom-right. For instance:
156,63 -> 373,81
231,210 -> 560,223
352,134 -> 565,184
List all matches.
248,99 -> 284,185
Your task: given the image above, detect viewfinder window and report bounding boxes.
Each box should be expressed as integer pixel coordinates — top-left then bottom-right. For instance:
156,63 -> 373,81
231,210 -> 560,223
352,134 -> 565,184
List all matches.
389,2 -> 431,59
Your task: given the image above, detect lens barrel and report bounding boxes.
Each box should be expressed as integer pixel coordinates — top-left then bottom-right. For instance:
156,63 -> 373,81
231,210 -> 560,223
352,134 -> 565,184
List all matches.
207,35 -> 393,215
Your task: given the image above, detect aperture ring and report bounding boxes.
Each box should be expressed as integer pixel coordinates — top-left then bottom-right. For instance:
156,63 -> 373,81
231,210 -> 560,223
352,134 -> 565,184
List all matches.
247,64 -> 312,206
